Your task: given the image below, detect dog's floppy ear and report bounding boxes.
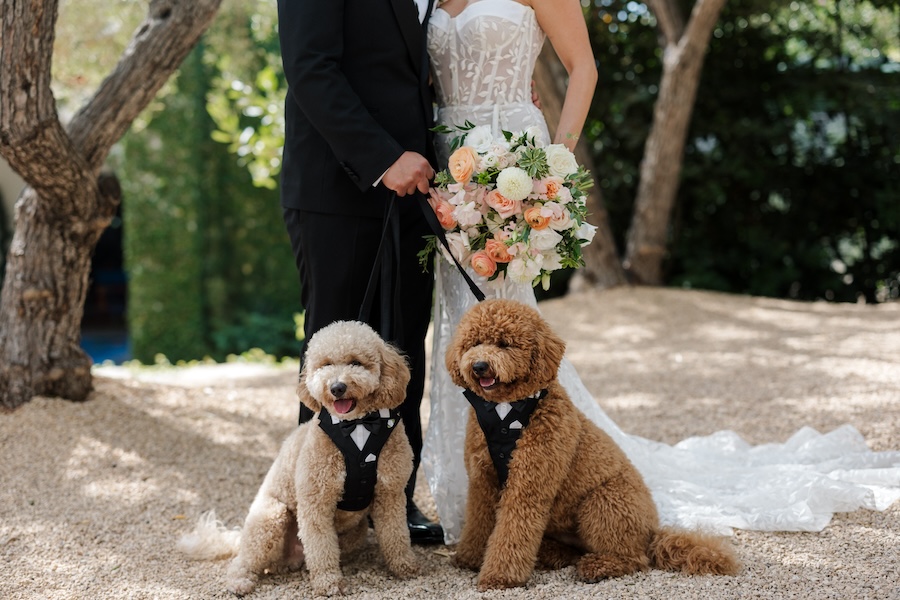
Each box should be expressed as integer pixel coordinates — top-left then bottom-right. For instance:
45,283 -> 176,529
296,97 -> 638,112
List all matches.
296,362 -> 322,413
531,319 -> 566,385
444,332 -> 468,389
377,340 -> 411,408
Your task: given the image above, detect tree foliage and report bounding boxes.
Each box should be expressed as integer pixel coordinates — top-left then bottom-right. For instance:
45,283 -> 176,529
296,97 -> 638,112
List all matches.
119,34 -> 299,363
587,0 -> 899,302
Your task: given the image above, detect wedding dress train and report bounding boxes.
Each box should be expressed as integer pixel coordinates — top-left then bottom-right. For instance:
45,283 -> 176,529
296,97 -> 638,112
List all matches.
420,0 -> 900,544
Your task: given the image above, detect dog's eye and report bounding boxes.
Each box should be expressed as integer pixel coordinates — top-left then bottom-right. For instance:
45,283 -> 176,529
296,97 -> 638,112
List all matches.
497,340 -> 509,349
349,360 -> 363,367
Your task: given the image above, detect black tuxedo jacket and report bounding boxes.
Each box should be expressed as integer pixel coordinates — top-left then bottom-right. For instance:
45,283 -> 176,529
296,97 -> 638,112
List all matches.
277,0 -> 436,218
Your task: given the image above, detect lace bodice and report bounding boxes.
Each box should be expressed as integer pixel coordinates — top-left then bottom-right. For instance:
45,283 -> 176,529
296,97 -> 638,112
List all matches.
428,0 -> 549,162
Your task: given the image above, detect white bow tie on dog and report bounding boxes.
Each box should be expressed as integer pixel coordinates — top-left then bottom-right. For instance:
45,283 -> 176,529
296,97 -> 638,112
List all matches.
330,408 -> 393,459
494,403 -> 522,429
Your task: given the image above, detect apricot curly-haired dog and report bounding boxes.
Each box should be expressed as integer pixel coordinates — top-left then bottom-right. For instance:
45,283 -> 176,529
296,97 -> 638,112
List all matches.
445,299 -> 740,591
179,321 -> 418,596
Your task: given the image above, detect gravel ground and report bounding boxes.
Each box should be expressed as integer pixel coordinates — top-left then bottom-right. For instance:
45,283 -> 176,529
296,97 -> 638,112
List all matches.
1,287 -> 898,599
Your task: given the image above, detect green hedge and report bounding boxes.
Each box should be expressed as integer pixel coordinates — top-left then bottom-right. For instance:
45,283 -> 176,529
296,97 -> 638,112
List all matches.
119,43 -> 299,362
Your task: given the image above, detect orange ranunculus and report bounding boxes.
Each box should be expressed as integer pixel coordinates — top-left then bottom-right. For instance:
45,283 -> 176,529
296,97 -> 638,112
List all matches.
448,146 -> 478,184
485,189 -> 522,219
433,200 -> 457,230
470,250 -> 497,278
485,238 -> 513,263
524,205 -> 551,230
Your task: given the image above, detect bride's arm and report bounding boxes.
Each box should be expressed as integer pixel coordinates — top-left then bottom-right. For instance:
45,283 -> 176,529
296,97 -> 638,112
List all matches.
529,0 -> 598,150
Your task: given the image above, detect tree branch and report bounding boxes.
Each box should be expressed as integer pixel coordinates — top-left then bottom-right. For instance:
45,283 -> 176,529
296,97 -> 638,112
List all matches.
681,0 -> 728,56
0,0 -> 83,189
646,0 -> 685,46
67,0 -> 223,169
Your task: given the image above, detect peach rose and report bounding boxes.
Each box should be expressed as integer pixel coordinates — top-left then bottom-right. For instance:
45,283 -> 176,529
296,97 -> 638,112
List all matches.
448,146 -> 478,184
485,238 -> 513,263
485,189 -> 522,220
470,250 -> 497,278
524,205 -> 551,230
543,176 -> 564,200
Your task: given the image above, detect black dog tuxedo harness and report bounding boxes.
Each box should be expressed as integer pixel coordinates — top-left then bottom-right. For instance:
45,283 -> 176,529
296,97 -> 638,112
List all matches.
318,407 -> 401,511
463,389 -> 548,488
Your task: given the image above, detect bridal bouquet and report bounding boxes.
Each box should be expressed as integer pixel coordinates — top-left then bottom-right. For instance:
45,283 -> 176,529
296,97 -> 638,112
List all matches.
421,122 -> 597,290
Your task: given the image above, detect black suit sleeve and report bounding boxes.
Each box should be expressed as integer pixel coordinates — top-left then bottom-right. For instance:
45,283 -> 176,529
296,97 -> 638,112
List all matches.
277,0 -> 405,190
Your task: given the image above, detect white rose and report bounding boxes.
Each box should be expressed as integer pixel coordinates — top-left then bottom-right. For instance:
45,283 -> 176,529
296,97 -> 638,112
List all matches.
523,125 -> 546,146
496,167 -> 533,202
544,144 -> 579,177
576,222 -> 598,246
528,227 -> 563,252
463,125 -> 494,153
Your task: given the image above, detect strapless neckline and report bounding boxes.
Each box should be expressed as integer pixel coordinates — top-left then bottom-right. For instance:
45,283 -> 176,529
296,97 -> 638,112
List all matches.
434,0 -> 531,21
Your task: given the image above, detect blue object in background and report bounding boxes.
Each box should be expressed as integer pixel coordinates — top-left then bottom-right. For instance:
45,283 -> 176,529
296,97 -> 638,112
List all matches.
82,329 -> 131,364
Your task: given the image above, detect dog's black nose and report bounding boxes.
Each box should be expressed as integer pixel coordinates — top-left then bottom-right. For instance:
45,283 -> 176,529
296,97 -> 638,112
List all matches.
473,361 -> 490,377
330,382 -> 347,398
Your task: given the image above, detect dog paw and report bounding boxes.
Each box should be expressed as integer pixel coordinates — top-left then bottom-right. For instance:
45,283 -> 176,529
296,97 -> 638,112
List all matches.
476,572 -> 525,591
311,572 -> 346,597
226,575 -> 257,597
451,550 -> 483,572
387,554 -> 419,579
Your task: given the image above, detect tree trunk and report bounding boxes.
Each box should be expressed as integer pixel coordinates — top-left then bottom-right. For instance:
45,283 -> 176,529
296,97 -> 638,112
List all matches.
0,177 -> 120,405
0,0 -> 223,409
533,44 -> 627,290
623,0 -> 727,285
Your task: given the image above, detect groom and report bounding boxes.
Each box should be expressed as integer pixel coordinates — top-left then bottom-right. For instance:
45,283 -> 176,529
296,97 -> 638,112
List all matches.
276,0 -> 442,543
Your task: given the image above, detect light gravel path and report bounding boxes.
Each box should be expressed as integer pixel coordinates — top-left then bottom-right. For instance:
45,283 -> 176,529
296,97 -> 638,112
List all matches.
1,287 -> 898,599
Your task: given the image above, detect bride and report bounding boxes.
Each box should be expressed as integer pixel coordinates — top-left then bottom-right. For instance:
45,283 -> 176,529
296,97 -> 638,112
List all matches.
420,0 -> 900,544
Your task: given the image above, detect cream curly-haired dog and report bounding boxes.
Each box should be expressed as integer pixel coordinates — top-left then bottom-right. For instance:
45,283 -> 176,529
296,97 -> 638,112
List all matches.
179,321 -> 418,596
445,299 -> 740,591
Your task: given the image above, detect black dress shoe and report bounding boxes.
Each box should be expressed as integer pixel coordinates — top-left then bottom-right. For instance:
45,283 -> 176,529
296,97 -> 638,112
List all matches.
407,503 -> 445,545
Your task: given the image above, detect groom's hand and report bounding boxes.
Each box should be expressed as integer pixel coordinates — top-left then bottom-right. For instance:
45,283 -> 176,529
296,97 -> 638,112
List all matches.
382,151 -> 434,197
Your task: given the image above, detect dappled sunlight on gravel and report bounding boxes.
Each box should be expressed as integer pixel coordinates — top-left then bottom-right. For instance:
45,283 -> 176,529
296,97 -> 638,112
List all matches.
1,288 -> 897,599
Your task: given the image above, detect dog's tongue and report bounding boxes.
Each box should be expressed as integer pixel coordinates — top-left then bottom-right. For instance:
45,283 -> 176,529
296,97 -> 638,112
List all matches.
334,398 -> 356,414
479,377 -> 496,389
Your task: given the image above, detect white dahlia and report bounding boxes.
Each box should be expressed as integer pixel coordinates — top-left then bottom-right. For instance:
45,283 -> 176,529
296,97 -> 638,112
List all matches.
496,167 -> 533,202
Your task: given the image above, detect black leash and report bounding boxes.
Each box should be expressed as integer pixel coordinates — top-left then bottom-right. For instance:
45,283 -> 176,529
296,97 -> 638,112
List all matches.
415,193 -> 486,302
359,193 -> 403,340
359,191 -> 485,341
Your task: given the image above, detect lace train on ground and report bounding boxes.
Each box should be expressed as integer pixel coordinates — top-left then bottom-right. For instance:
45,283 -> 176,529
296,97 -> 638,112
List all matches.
422,262 -> 900,544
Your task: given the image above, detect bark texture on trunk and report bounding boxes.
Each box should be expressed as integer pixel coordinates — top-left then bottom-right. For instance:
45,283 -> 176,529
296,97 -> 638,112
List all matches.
0,0 -> 223,409
623,0 -> 727,285
533,44 -> 627,290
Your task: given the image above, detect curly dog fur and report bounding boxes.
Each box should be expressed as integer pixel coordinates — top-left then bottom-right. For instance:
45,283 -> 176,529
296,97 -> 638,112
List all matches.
445,299 -> 740,591
207,321 -> 417,596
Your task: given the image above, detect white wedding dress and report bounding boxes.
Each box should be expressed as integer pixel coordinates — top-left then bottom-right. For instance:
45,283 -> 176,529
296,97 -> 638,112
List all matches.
420,0 -> 900,544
